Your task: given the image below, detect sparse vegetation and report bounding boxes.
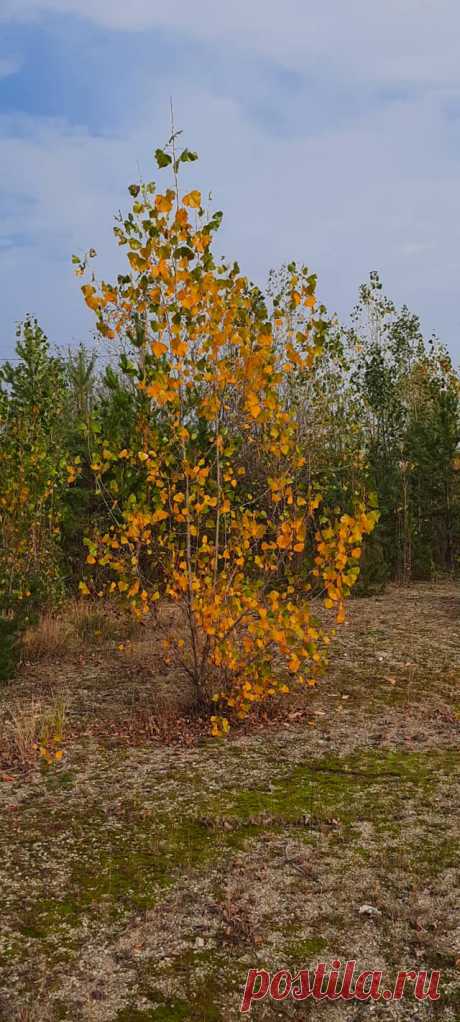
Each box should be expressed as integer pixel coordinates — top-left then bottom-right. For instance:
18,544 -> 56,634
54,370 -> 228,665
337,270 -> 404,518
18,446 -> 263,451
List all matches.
0,143 -> 458,1020
5,693 -> 67,767
1,144 -> 458,727
0,582 -> 459,1020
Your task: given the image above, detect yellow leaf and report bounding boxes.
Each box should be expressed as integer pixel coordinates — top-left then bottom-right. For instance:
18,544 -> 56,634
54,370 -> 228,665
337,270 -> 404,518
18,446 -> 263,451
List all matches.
172,339 -> 188,357
246,394 -> 261,418
128,252 -> 148,273
81,284 -> 100,311
152,340 -> 168,357
155,193 -> 174,213
182,190 -> 201,209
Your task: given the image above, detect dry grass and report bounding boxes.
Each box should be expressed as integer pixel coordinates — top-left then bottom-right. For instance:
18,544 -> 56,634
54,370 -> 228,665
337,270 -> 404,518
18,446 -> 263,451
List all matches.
15,1007 -> 51,1022
21,614 -> 74,661
21,599 -> 141,662
11,975 -> 51,1021
2,580 -> 458,766
71,600 -> 140,644
3,693 -> 67,767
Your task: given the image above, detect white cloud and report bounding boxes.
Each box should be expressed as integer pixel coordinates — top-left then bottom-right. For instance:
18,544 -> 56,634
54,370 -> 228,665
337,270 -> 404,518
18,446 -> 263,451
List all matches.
1,3 -> 460,358
0,115 -> 152,348
2,73 -> 460,358
4,0 -> 460,88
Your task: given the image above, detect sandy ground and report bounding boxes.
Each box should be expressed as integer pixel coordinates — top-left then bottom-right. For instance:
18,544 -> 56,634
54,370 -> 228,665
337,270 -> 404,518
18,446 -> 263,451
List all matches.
0,581 -> 459,1021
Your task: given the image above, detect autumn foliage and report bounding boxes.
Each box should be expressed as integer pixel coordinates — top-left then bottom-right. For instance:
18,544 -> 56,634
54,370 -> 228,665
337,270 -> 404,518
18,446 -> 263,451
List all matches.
1,141 -> 458,736
75,139 -> 378,732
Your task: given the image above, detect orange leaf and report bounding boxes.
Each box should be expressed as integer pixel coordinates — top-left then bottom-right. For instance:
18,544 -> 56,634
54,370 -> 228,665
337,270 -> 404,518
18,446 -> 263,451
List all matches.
182,190 -> 201,209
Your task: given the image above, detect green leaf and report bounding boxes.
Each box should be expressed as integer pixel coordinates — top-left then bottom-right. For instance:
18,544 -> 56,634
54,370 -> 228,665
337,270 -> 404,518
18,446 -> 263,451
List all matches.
128,184 -> 140,197
180,148 -> 198,163
202,211 -> 223,235
174,245 -> 195,260
119,354 -> 138,377
154,149 -> 172,169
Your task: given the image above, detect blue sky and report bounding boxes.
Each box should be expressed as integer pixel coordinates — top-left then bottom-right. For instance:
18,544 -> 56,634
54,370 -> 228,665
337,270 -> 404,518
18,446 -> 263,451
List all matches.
1,1 -> 460,360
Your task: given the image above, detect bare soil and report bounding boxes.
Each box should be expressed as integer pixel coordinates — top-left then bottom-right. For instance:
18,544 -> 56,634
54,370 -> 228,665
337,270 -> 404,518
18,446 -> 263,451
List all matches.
0,581 -> 459,1020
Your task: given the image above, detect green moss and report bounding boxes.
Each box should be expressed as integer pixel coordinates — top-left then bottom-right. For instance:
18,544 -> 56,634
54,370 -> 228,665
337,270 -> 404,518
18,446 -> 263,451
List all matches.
45,770 -> 75,790
118,1005 -> 220,1022
282,935 -> 328,965
116,1004 -> 189,1022
409,835 -> 459,877
115,969 -> 224,1022
16,898 -> 77,939
218,748 -> 457,832
13,812 -> 221,939
160,951 -> 227,1021
2,746 -> 458,955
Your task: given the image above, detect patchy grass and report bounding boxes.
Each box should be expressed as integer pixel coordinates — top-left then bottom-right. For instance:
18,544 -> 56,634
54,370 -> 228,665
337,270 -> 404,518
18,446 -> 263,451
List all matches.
0,744 -> 458,1017
4,694 -> 67,767
21,613 -> 74,662
21,599 -> 141,663
0,582 -> 459,1020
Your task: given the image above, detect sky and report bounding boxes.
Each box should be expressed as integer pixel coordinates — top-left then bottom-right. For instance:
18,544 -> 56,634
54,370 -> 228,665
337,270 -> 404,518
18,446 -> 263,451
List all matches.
1,1 -> 460,361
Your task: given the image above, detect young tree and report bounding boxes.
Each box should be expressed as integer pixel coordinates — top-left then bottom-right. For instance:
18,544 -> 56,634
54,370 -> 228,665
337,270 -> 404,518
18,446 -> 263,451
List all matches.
0,320 -> 74,611
76,142 -> 378,731
348,272 -> 460,582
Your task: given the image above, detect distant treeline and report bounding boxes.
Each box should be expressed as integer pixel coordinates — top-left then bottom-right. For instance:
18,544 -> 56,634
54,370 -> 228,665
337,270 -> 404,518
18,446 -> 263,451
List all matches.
0,268 -> 458,624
